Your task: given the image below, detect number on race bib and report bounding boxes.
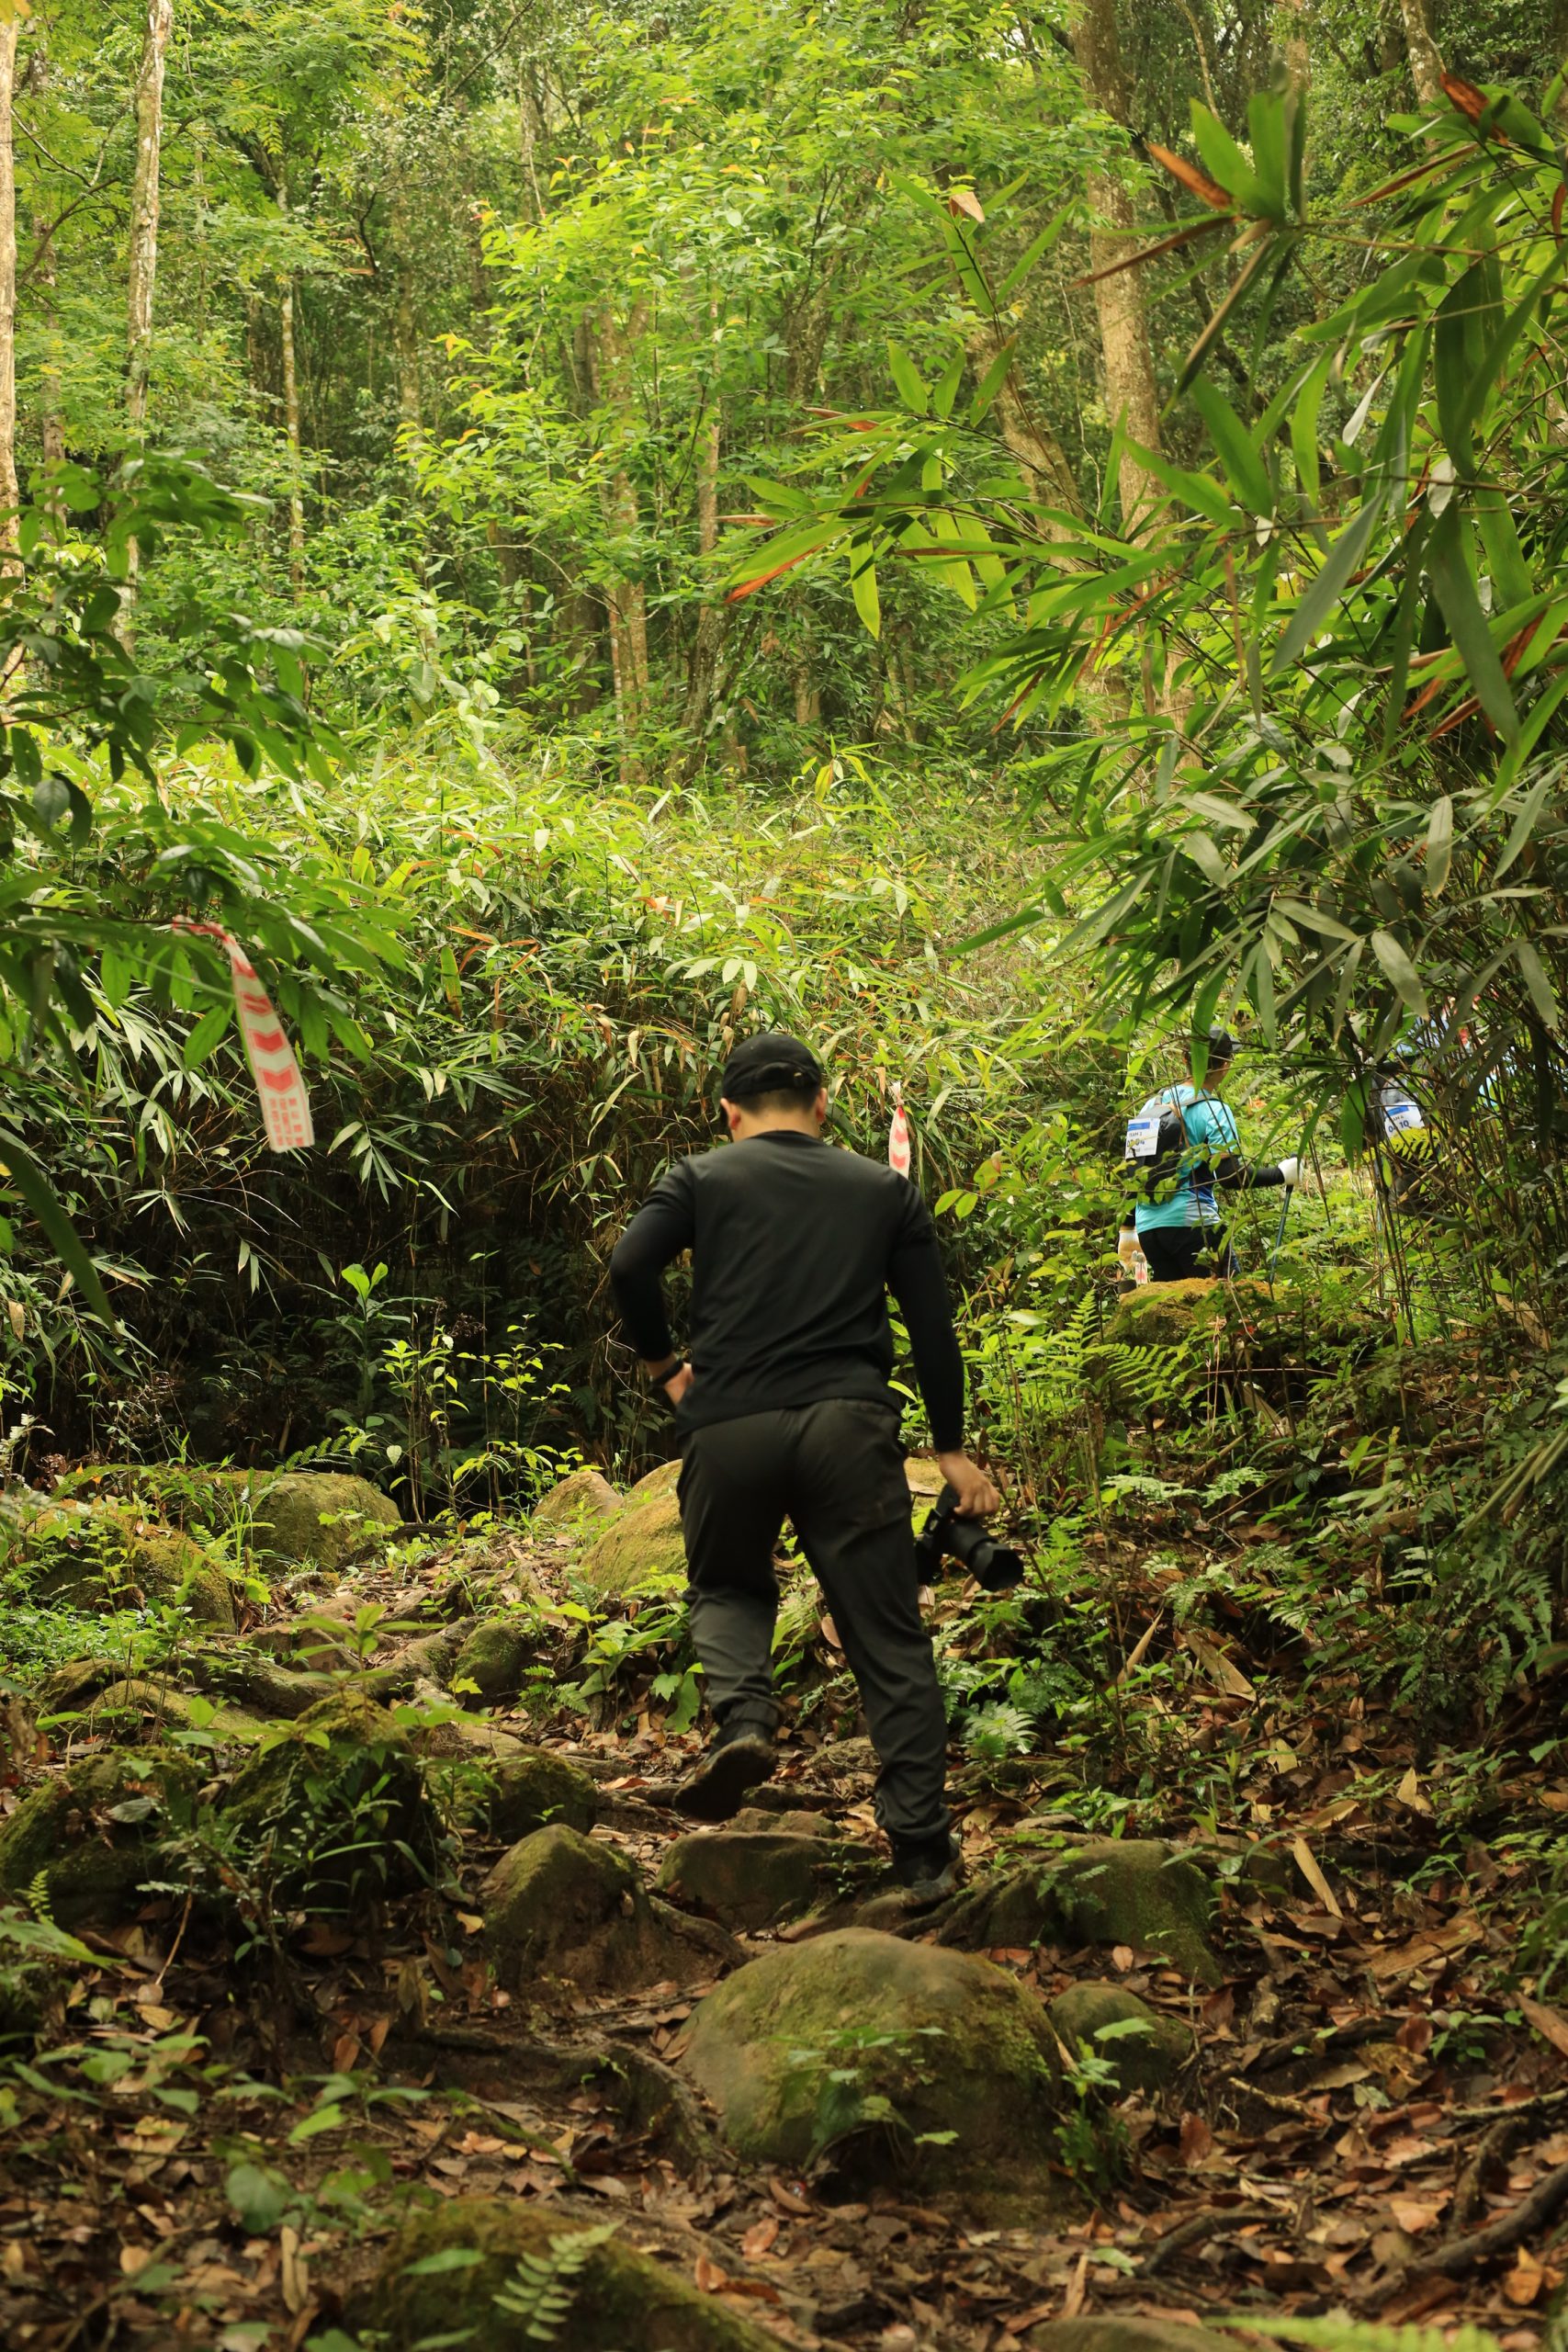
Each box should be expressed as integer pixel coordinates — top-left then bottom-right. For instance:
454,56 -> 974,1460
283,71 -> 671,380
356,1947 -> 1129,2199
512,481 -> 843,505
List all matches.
1125,1114 -> 1161,1162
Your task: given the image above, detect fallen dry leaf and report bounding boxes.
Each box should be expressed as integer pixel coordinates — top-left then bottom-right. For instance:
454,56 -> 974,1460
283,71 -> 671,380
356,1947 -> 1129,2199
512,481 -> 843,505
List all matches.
694,2253 -> 729,2294
1179,2112 -> 1213,2167
740,2217 -> 780,2260
1368,1915 -> 1482,1981
1518,1995 -> 1568,2059
1060,2252 -> 1089,2320
1291,1835 -> 1344,1919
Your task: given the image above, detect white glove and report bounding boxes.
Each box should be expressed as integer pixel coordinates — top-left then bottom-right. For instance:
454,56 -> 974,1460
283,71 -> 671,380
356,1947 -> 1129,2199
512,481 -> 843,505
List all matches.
1279,1156 -> 1301,1188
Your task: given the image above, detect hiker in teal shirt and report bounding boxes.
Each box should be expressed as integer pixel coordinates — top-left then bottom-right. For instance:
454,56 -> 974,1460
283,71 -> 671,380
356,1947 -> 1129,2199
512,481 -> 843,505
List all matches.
1125,1030 -> 1299,1283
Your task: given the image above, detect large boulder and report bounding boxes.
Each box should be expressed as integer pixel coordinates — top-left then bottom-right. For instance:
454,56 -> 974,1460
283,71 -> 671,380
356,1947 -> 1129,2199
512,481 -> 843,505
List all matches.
626,1460 -> 682,1505
531,1468 -> 622,1530
11,1501 -> 236,1629
220,1471 -> 400,1568
483,1748 -> 598,1842
577,1479 -> 686,1599
483,1825 -> 731,1995
939,1840 -> 1220,1985
369,2196 -> 779,2352
0,1748 -> 201,1928
679,1927 -> 1067,2216
220,1689 -> 438,1916
1047,1983 -> 1192,2094
657,1829 -> 875,1932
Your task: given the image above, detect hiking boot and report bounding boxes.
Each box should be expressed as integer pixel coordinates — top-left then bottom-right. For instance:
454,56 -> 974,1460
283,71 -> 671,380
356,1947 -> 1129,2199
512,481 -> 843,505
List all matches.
672,1727 -> 776,1821
890,1833 -> 962,1905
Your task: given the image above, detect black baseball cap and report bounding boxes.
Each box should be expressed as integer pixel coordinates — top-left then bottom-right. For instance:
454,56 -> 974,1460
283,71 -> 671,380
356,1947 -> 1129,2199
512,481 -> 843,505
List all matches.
718,1030 -> 825,1102
1191,1026 -> 1238,1063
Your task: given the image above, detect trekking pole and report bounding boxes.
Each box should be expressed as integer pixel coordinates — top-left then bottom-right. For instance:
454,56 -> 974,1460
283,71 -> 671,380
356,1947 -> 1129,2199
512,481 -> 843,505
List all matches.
1269,1183 -> 1292,1279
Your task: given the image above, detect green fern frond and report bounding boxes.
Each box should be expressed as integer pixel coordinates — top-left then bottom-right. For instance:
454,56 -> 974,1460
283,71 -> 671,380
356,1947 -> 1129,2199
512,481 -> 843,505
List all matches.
491,2222 -> 618,2344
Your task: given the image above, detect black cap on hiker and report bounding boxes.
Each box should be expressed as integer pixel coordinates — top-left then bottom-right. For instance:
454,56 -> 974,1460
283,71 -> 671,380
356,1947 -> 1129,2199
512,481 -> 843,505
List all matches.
1192,1026 -> 1238,1064
718,1030 -> 824,1102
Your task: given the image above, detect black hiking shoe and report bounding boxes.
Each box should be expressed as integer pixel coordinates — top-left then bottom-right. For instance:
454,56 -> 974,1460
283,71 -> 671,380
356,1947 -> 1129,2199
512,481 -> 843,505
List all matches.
672,1728 -> 776,1821
890,1834 -> 962,1905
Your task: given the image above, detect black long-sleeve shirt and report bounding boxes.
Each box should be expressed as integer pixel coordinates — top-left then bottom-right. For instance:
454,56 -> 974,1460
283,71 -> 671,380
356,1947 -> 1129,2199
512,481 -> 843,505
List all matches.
608,1129 -> 966,1450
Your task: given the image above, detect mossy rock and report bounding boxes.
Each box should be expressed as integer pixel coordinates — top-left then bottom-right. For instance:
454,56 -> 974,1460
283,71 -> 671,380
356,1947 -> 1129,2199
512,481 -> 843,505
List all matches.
218,1471 -> 400,1568
680,1927 -> 1068,2217
577,1488 -> 686,1599
1029,2324 -> 1240,2352
83,1679 -> 264,1747
220,1689 -> 437,1915
532,1468 -> 622,1530
14,1502 -> 236,1630
369,2195 -> 780,2352
938,1840 -> 1220,1985
626,1459 -> 682,1505
483,1824 -> 728,1995
1047,1983 -> 1193,2094
0,1747 -> 201,1929
1100,1278 -> 1229,1351
451,1615 -> 536,1705
657,1829 -> 874,1932
483,1749 -> 598,1842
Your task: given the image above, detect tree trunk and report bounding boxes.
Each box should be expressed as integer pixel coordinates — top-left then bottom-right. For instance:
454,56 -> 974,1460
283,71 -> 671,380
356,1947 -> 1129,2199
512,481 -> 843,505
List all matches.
0,18 -> 20,583
682,302 -> 725,756
36,212 -> 63,504
588,306 -> 649,760
1071,0 -> 1163,536
126,0 -> 172,437
389,167 -> 422,434
1399,0 -> 1446,104
964,324 -> 1082,540
276,187 -> 305,599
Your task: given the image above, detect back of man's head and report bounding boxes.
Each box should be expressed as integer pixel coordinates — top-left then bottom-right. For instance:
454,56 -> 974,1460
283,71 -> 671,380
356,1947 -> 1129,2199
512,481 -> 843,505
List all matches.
718,1031 -> 825,1118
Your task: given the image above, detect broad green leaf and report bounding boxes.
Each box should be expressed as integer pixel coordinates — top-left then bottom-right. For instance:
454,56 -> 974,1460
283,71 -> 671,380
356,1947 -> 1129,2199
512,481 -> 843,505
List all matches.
969,338 -> 1017,427
183,1002 -> 233,1068
1190,104 -> 1272,217
887,342 -> 929,415
1427,505 -> 1518,742
849,549 -> 882,638
1424,796 -> 1453,897
1247,89 -> 1288,218
1269,490 -> 1387,677
1494,765 -> 1556,880
0,1135 -> 113,1322
1514,940 -> 1562,1032
1190,379 -> 1273,516
1369,928 -> 1428,1016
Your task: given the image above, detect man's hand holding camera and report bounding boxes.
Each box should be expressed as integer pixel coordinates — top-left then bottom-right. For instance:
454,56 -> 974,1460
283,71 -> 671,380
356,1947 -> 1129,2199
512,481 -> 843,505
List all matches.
936,1450 -> 1000,1517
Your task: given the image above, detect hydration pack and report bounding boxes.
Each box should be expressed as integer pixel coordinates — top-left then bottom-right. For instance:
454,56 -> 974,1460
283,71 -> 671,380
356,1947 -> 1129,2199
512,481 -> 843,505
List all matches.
1122,1093 -> 1214,1201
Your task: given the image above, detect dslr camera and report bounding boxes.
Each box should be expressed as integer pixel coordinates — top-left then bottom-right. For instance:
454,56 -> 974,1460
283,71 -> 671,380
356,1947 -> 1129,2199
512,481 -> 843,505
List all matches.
913,1484 -> 1024,1593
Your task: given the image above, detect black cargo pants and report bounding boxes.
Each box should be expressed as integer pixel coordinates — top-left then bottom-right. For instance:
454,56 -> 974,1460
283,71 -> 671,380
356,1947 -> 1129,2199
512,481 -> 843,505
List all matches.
676,1397 -> 951,1850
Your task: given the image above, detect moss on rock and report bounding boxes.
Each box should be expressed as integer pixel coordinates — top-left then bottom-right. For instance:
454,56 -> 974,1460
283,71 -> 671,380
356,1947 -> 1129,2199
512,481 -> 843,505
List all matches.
220,1471 -> 400,1568
656,1829 -> 874,1931
577,1488 -> 687,1599
369,2195 -> 780,2352
626,1459 -> 682,1506
940,1840 -> 1220,1985
680,1927 -> 1068,2217
15,1502 -> 236,1629
531,1469 -> 622,1530
484,1824 -> 728,1994
451,1615 -> 536,1704
220,1689 -> 437,1914
0,1747 -> 201,1928
1047,1983 -> 1192,2094
483,1749 -> 598,1842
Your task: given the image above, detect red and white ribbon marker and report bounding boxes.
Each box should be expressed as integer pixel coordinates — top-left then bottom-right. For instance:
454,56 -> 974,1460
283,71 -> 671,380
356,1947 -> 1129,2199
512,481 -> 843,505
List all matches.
172,922 -> 314,1152
888,1080 -> 911,1178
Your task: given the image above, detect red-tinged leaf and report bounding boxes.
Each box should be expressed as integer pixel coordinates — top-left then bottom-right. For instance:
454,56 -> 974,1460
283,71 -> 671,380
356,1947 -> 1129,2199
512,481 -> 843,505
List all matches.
946,186 -> 985,222
1179,2111 -> 1214,2166
694,2254 -> 729,2293
768,2177 -> 813,2215
1441,72 -> 1489,122
726,551 -> 812,604
1395,2013 -> 1434,2053
1147,141 -> 1233,211
1554,183 -> 1565,243
740,2217 -> 779,2260
1071,215 -> 1230,288
1351,150 -> 1472,206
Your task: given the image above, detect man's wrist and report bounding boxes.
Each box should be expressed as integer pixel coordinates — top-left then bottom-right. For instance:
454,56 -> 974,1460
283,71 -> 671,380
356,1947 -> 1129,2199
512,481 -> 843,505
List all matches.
644,1355 -> 680,1385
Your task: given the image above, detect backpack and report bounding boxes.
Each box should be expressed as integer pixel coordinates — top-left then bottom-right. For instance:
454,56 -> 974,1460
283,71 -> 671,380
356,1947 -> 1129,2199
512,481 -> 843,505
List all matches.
1122,1091 -> 1215,1202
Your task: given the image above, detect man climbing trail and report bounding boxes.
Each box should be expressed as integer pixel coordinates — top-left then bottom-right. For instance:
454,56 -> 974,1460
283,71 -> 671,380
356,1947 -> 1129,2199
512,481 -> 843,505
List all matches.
608,1029 -> 999,1901
1122,1028 -> 1301,1283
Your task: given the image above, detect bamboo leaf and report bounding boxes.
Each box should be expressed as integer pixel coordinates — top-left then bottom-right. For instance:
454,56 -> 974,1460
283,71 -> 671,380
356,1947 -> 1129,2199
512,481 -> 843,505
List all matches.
1424,796 -> 1454,897
0,1134 -> 113,1322
1427,504 -> 1519,742
1515,939 -> 1562,1031
887,342 -> 929,415
1269,490 -> 1388,677
849,548 -> 882,638
1190,379 -> 1273,516
1369,928 -> 1429,1015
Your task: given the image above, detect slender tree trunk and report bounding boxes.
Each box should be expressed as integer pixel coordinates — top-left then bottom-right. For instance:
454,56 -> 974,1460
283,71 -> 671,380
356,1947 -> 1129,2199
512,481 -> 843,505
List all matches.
1399,0 -> 1446,103
389,168 -> 422,434
0,19 -> 20,585
276,184 -> 305,599
588,306 -> 649,760
682,302 -> 725,757
37,214 -> 63,501
1071,0 -> 1163,536
126,0 -> 172,436
117,0 -> 173,637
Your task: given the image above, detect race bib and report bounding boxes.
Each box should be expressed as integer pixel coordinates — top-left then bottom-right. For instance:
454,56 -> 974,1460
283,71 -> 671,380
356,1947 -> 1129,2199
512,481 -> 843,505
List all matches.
1124,1114 -> 1161,1162
1383,1095 -> 1424,1135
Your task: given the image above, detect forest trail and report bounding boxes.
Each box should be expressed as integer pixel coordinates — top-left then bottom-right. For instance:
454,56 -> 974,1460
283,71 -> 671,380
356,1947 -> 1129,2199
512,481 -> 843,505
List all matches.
2,1450 -> 1563,2351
